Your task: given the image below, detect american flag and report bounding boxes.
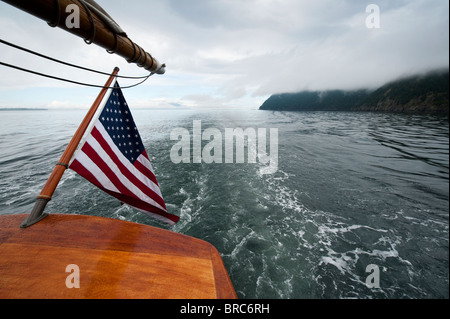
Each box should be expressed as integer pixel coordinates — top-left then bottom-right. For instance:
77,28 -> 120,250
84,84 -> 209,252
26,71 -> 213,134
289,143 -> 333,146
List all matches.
69,81 -> 179,225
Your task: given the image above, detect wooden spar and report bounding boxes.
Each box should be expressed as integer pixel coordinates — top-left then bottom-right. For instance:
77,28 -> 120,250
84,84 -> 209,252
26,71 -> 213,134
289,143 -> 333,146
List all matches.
1,0 -> 165,74
20,67 -> 119,228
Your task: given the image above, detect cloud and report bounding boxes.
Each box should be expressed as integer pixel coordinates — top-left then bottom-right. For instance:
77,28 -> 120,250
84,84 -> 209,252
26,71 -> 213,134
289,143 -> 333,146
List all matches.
210,0 -> 449,96
1,0 -> 448,109
159,0 -> 449,100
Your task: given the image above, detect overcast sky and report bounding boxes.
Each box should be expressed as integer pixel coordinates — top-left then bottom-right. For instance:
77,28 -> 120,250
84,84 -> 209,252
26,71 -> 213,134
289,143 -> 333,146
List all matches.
0,0 -> 448,109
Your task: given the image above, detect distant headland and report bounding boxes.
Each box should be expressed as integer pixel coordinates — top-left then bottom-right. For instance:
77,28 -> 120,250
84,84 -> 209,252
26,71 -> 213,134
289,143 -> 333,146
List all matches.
259,69 -> 449,114
0,108 -> 48,111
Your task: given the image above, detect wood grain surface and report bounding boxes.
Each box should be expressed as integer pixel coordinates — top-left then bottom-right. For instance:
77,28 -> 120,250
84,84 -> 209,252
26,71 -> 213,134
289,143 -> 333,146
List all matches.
0,214 -> 237,299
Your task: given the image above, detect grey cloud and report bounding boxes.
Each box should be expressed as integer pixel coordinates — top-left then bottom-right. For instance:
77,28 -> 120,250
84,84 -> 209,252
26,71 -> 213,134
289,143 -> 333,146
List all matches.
1,0 -> 448,108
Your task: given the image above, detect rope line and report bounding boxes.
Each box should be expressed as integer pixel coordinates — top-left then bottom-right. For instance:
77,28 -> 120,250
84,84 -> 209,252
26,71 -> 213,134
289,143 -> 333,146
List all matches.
0,38 -> 150,80
77,0 -> 97,44
0,61 -> 153,89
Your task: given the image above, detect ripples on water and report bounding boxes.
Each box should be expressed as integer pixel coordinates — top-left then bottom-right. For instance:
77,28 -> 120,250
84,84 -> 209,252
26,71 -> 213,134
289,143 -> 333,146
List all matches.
0,109 -> 448,299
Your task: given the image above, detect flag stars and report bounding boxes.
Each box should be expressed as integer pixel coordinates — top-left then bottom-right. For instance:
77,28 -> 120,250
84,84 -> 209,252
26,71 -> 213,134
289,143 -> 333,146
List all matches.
98,86 -> 145,164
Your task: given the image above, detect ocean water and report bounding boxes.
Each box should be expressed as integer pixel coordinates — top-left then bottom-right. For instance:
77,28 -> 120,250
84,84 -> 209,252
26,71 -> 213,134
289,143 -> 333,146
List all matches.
0,108 -> 448,299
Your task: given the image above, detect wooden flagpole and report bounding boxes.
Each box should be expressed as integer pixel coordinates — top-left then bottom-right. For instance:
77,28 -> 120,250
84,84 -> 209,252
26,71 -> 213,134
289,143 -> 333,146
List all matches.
20,67 -> 120,228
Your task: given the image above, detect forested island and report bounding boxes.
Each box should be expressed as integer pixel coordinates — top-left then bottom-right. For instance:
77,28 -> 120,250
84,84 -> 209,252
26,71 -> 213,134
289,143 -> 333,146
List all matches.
260,70 -> 449,114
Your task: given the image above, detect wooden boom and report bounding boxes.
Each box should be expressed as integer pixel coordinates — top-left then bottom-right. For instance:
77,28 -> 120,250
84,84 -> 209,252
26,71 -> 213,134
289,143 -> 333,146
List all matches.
1,0 -> 165,74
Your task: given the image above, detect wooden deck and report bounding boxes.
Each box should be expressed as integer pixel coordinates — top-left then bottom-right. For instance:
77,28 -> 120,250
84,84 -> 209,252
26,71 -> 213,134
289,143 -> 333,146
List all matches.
0,214 -> 237,299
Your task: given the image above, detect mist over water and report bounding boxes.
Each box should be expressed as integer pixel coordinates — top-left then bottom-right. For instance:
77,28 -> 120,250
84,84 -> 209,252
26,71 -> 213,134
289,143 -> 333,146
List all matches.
0,108 -> 448,298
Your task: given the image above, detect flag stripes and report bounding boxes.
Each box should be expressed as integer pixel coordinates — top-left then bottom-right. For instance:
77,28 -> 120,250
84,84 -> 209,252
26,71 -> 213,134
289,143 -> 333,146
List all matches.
69,81 -> 179,225
89,125 -> 165,208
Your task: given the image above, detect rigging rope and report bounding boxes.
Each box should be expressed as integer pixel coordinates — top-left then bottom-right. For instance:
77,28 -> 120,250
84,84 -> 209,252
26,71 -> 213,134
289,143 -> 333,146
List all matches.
0,61 -> 153,89
0,38 -> 157,89
0,39 -> 150,79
